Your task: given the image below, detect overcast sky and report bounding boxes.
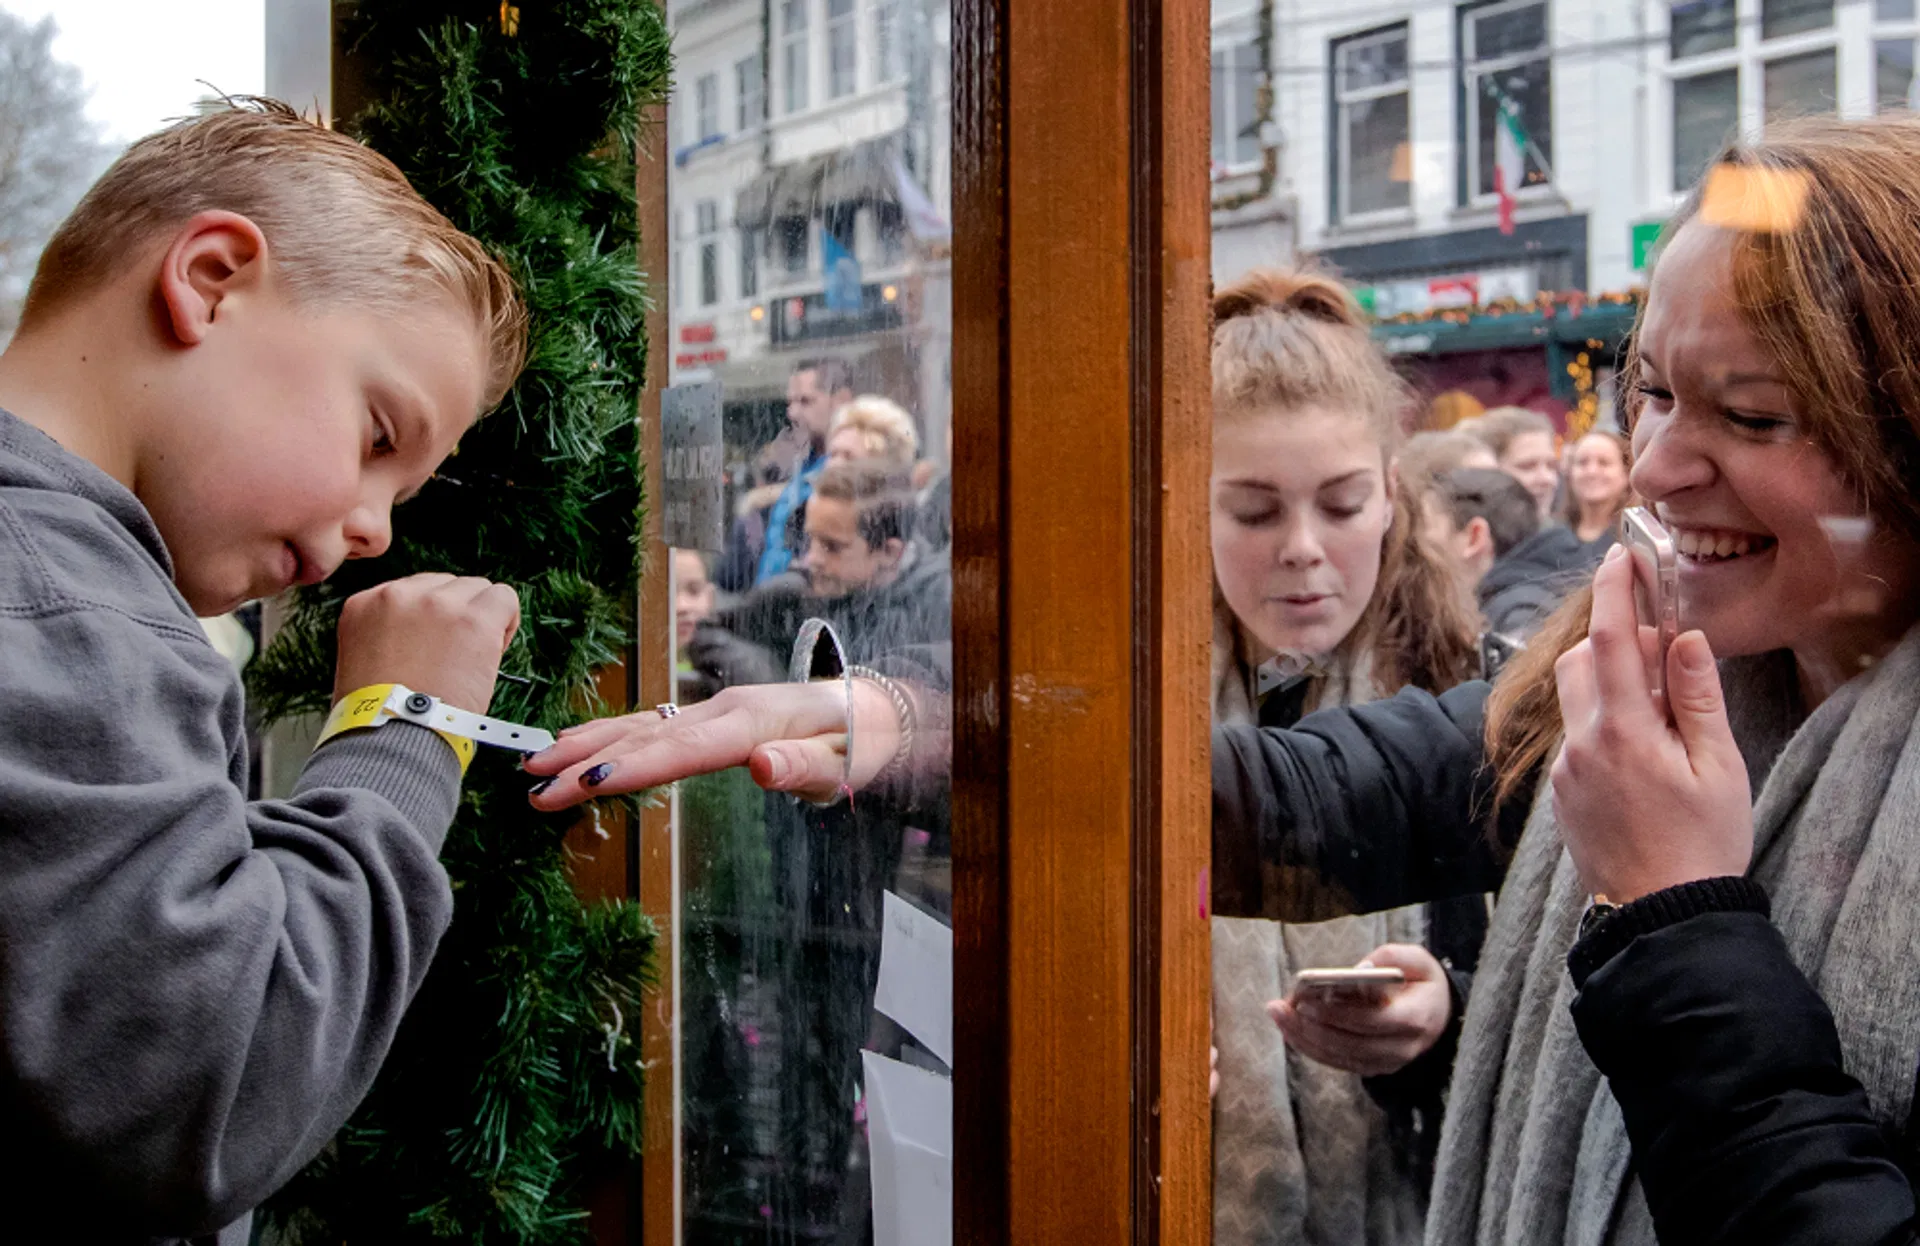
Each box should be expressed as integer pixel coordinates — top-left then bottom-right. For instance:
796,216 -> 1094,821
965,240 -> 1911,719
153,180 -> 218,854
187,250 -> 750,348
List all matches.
5,0 -> 264,145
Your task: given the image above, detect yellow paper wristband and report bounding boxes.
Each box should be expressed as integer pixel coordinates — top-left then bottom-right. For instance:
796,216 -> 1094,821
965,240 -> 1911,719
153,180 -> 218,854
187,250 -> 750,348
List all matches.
316,684 -> 477,776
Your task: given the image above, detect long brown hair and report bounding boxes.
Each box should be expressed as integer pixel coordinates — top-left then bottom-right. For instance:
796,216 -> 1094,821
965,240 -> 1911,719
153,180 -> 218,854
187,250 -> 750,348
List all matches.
1213,267 -> 1480,693
1489,114 -> 1920,806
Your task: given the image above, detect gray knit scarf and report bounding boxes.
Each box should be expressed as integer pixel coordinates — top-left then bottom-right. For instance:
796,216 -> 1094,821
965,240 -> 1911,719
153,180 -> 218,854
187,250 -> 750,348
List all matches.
1428,623 -> 1920,1246
1212,606 -> 1429,1246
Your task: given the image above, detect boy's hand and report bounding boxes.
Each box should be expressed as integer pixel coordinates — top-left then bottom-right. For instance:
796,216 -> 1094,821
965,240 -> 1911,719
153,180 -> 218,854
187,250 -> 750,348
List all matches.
333,573 -> 521,713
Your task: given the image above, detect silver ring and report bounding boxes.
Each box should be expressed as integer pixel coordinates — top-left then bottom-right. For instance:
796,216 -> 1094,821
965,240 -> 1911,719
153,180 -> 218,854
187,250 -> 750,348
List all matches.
655,702 -> 680,719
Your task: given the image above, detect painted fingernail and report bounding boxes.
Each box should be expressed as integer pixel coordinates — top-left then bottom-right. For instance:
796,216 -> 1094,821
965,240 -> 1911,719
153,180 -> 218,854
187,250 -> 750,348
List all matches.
582,763 -> 613,787
529,776 -> 556,796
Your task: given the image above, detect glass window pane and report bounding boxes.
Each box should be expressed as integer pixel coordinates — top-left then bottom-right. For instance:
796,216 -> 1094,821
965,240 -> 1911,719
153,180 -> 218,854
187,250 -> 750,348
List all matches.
1765,48 -> 1838,123
1210,51 -> 1229,165
1673,68 -> 1738,190
1474,60 -> 1552,197
1469,2 -> 1548,61
736,55 -> 763,131
667,0 -> 953,1233
1671,0 -> 1737,59
1880,0 -> 1918,20
1345,92 -> 1411,215
1881,39 -> 1917,111
1234,43 -> 1262,164
1762,0 -> 1835,40
1338,30 -> 1408,94
784,35 -> 809,113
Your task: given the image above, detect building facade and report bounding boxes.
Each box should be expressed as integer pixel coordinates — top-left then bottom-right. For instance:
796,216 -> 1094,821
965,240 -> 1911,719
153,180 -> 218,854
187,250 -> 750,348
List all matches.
666,0 -> 952,460
1209,0 -> 1920,427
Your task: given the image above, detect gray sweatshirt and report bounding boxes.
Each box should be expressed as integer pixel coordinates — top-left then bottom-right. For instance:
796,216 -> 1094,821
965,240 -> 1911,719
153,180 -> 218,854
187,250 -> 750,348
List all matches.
0,407 -> 462,1244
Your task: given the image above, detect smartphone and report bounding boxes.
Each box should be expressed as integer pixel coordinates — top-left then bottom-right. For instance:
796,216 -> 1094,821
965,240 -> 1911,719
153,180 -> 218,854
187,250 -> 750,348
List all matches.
1290,967 -> 1406,1004
1619,507 -> 1680,705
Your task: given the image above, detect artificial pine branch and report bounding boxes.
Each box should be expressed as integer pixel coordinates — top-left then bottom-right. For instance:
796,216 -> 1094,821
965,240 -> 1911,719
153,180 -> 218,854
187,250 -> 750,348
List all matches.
251,2 -> 670,1240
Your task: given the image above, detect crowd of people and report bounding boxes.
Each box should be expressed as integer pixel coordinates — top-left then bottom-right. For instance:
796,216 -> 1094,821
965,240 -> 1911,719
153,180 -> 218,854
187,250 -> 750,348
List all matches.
537,114 -> 1920,1245
14,86 -> 1920,1246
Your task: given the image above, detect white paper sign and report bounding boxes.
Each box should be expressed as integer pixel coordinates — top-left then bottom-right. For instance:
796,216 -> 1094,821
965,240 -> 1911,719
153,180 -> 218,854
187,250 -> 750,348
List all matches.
873,890 -> 953,1066
862,1050 -> 953,1246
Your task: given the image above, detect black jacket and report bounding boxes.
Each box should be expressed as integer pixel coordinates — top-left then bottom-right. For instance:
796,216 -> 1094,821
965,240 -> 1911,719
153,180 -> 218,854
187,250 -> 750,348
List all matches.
1478,525 -> 1611,640
1211,679 -> 1519,924
1211,680 -> 1920,1245
1569,883 -> 1920,1246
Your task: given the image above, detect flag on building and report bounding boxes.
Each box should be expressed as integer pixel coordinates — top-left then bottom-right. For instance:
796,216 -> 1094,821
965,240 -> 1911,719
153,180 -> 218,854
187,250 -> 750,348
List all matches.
1493,86 -> 1527,236
891,156 -> 950,244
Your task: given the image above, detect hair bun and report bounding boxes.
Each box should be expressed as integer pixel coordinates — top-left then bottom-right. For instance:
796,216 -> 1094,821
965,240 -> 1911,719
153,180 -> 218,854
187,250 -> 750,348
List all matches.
1213,266 -> 1362,331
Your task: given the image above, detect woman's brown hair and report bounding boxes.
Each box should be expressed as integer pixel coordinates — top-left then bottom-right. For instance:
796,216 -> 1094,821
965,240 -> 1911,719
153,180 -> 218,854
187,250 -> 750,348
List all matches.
1213,267 -> 1480,693
1555,428 -> 1633,533
1488,114 -> 1920,807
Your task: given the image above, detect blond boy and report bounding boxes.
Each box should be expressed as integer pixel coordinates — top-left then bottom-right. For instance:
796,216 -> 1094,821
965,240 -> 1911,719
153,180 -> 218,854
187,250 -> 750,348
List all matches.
0,102 -> 523,1243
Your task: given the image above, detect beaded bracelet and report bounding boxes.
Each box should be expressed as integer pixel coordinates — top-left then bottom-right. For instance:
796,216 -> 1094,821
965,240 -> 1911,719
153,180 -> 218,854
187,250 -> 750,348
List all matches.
848,664 -> 917,785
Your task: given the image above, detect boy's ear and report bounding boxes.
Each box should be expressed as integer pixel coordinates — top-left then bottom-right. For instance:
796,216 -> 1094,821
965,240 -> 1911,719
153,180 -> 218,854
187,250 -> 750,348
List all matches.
1464,516 -> 1495,564
156,211 -> 270,347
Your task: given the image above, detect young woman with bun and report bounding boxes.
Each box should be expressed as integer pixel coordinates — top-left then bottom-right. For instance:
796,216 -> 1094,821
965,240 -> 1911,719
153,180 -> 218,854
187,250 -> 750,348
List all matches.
1206,267 -> 1480,1245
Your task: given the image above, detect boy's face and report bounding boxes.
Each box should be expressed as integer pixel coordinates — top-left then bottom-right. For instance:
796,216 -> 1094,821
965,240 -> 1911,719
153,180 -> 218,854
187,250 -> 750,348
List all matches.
141,286 -> 486,615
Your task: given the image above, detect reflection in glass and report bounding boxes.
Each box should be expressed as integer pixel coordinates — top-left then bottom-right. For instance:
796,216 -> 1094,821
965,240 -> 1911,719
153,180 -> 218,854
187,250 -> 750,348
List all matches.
1213,42 -> 1263,169
1882,0 -> 1919,21
1762,0 -> 1835,41
1674,69 -> 1738,191
666,0 -> 952,1238
1671,0 -> 1737,59
1765,49 -> 1839,124
1333,26 -> 1411,219
1880,39 -> 1918,112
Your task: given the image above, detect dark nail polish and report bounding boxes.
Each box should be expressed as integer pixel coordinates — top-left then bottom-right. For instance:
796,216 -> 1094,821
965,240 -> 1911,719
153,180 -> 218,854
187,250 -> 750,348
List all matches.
582,763 -> 613,788
528,776 -> 556,796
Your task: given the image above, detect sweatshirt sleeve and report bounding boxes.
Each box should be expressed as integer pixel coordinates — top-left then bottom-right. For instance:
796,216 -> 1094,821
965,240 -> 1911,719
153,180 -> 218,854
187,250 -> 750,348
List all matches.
0,605 -> 461,1236
1211,680 -> 1522,921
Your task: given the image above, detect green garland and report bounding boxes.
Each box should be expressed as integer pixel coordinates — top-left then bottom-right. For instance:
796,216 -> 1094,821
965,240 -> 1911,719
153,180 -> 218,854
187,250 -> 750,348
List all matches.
250,2 -> 671,1240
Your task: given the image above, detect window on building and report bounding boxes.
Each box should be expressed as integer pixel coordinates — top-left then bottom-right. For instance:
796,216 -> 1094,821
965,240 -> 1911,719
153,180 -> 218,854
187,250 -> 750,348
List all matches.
875,0 -> 902,82
1879,39 -> 1916,110
1462,0 -> 1552,201
1331,24 -> 1411,219
1211,41 -> 1262,169
1762,0 -> 1833,41
739,224 -> 760,298
875,202 -> 906,265
1672,68 -> 1738,189
1764,47 -> 1837,121
1876,0 -> 1919,112
1670,0 -> 1736,59
780,216 -> 810,275
736,54 -> 764,130
695,73 -> 720,142
696,200 -> 720,307
782,0 -> 810,114
829,0 -> 859,98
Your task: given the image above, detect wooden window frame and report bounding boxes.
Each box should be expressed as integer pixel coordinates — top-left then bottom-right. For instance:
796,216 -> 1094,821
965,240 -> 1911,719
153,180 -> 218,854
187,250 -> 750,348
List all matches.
626,0 -> 1214,1241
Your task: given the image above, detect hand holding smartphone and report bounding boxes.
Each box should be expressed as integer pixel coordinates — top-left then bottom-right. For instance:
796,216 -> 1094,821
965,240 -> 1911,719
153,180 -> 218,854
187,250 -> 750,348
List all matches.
1289,966 -> 1407,1005
1619,506 -> 1679,713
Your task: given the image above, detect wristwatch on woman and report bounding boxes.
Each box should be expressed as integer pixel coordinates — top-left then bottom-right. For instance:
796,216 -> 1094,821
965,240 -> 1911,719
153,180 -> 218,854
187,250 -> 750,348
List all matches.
1579,895 -> 1622,942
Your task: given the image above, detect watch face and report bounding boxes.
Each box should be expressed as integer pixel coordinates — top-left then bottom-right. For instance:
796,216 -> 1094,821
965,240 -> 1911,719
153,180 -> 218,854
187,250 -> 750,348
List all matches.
1580,903 -> 1619,941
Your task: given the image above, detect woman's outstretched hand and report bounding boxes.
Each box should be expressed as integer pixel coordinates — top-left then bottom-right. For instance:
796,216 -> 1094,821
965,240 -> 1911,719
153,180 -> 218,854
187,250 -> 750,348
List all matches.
524,679 -> 903,810
1551,545 -> 1754,903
